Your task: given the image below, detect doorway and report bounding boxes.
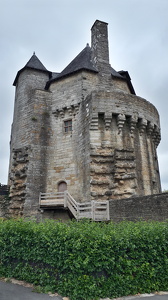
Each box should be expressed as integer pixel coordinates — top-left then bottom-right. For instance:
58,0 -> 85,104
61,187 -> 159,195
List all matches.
58,181 -> 67,193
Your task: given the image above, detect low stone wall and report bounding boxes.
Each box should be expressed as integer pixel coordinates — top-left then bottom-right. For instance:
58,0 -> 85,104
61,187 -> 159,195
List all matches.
0,195 -> 4,217
0,185 -> 9,195
109,192 -> 168,222
0,186 -> 10,218
0,195 -> 9,218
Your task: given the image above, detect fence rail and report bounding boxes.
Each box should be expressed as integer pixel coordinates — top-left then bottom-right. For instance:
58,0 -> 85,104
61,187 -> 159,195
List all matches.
39,191 -> 110,221
39,192 -> 65,207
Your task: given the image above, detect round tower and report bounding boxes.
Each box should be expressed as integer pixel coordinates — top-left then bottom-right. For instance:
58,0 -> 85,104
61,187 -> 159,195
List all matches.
8,53 -> 52,217
87,20 -> 161,201
88,90 -> 161,201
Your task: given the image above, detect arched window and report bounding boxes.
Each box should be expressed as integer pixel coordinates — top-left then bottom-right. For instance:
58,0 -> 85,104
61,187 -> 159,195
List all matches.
58,181 -> 67,193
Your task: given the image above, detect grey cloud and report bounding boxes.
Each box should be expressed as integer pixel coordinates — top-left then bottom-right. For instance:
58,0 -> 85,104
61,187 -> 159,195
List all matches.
0,0 -> 168,189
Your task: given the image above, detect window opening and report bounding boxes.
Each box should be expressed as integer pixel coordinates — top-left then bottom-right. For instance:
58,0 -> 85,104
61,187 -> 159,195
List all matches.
64,120 -> 72,132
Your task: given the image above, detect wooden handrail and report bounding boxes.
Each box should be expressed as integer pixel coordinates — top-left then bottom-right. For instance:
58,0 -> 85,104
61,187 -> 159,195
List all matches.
39,192 -> 65,207
39,191 -> 110,221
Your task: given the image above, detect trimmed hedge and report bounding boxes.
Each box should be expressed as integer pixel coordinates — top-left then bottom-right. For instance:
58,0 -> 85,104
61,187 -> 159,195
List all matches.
0,218 -> 168,300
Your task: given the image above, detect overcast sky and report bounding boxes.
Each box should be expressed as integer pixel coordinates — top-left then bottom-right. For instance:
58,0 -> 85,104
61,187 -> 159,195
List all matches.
0,0 -> 168,190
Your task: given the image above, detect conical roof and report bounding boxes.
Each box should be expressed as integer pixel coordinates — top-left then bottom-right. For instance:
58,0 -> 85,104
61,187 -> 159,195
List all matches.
25,53 -> 48,72
13,53 -> 51,86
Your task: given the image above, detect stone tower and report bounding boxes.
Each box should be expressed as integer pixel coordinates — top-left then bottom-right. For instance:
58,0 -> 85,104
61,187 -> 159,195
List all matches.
8,20 -> 161,218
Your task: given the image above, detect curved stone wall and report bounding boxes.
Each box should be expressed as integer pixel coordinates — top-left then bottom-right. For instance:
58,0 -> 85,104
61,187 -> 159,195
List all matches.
87,90 -> 161,200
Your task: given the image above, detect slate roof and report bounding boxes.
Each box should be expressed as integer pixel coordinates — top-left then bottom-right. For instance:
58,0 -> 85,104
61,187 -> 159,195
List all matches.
13,53 -> 51,86
45,44 -> 98,88
111,67 -> 124,79
45,45 -> 135,94
13,51 -> 135,95
25,53 -> 48,72
59,44 -> 98,77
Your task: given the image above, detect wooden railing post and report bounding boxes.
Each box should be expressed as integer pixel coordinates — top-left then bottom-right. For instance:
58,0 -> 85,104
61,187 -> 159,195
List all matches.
91,200 -> 95,220
64,191 -> 67,208
106,200 -> 110,221
39,191 -> 110,221
76,202 -> 79,220
39,192 -> 41,206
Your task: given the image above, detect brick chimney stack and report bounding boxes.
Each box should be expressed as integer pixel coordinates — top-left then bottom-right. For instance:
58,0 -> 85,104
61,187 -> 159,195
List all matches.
91,20 -> 111,76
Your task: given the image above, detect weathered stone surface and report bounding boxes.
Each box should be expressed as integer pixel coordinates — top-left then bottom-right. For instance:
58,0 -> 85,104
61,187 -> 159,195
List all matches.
109,192 -> 168,222
6,20 -> 161,219
0,196 -> 10,218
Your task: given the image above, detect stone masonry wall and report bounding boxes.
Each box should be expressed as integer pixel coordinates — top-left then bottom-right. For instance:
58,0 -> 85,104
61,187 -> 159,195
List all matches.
46,104 -> 81,199
45,72 -> 98,201
112,78 -> 131,94
91,90 -> 160,126
0,186 -> 10,218
8,20 -> 162,219
8,69 -> 52,218
0,195 -> 10,218
87,90 -> 161,200
22,89 -> 52,217
109,192 -> 168,222
50,71 -> 99,109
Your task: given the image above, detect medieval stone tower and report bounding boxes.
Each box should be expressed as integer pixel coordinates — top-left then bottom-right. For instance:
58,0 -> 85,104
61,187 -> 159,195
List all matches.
8,20 -> 161,219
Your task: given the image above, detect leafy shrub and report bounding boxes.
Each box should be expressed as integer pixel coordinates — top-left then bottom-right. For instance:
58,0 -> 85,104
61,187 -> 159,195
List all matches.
0,218 -> 168,300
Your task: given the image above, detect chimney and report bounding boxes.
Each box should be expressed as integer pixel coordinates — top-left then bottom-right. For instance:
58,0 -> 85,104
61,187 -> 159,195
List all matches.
91,20 -> 111,75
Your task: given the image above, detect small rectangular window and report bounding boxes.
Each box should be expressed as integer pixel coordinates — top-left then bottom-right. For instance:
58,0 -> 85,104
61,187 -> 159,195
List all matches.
64,119 -> 72,132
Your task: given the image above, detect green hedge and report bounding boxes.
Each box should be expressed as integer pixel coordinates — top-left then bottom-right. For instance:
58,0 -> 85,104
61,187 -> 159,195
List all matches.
0,218 -> 168,300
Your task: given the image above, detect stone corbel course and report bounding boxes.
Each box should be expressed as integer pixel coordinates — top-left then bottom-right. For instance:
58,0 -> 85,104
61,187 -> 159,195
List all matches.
52,103 -> 80,118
